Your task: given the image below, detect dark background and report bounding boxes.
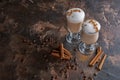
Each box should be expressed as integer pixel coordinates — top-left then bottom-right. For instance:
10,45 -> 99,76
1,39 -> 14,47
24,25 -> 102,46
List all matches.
0,0 -> 120,80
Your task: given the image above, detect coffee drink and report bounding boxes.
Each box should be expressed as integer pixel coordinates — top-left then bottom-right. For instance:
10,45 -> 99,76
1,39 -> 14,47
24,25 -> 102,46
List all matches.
66,8 -> 85,33
81,19 -> 101,44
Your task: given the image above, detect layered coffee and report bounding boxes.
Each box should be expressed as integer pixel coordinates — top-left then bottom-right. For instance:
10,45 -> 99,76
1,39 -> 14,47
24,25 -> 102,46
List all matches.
81,19 -> 101,44
66,8 -> 85,33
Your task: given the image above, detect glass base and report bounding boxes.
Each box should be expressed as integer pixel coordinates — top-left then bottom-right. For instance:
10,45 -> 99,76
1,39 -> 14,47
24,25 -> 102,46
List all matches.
79,42 -> 97,55
66,33 -> 80,44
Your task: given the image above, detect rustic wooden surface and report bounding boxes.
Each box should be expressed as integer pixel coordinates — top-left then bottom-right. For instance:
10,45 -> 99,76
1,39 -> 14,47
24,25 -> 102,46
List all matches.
0,0 -> 120,80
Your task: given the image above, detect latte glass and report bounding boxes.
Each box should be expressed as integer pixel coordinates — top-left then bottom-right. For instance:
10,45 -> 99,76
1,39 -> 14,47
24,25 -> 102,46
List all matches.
66,8 -> 85,44
79,19 -> 101,54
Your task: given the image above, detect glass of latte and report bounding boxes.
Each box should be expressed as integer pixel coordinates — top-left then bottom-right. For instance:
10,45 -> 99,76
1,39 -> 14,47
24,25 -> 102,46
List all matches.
79,19 -> 101,54
66,8 -> 85,44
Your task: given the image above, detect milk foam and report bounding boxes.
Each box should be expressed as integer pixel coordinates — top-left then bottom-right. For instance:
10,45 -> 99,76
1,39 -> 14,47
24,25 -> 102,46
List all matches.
66,8 -> 85,23
83,19 -> 101,33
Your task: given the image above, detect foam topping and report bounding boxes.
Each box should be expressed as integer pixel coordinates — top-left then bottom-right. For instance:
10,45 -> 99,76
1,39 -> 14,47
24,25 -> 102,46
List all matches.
83,19 -> 101,33
66,8 -> 85,23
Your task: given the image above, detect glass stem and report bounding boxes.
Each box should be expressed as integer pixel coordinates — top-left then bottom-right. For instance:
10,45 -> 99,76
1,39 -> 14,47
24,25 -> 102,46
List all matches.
69,32 -> 73,38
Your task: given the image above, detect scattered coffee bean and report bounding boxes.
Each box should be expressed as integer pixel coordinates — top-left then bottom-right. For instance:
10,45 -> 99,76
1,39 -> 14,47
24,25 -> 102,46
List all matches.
94,72 -> 97,76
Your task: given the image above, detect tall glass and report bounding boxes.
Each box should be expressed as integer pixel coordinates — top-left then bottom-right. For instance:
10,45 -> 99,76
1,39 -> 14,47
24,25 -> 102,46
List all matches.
66,8 -> 85,44
79,19 -> 101,55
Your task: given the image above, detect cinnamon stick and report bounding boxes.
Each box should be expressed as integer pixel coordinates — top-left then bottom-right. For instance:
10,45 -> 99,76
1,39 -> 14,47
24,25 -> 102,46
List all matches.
89,47 -> 102,66
92,51 -> 103,66
51,52 -> 70,60
51,43 -> 72,60
97,54 -> 107,71
63,55 -> 71,60
64,48 -> 72,58
51,52 -> 60,58
60,43 -> 64,59
52,50 -> 59,53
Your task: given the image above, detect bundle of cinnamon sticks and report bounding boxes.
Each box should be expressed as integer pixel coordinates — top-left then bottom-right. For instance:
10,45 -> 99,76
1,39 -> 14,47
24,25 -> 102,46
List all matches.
89,46 -> 107,71
51,43 -> 72,60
